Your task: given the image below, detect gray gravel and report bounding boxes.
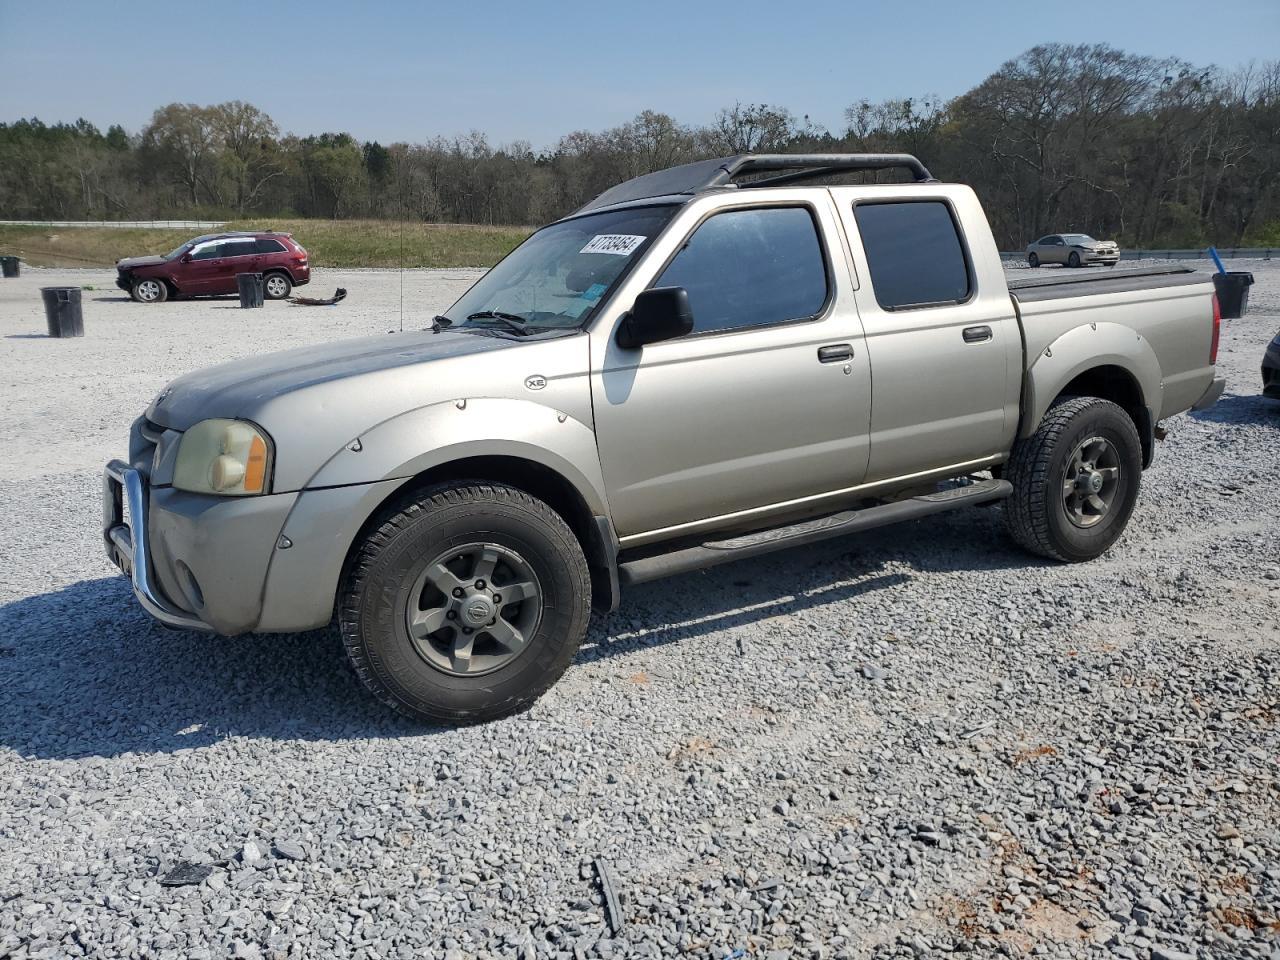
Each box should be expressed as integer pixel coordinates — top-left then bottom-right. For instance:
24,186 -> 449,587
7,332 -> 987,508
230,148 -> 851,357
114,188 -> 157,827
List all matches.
2,262 -> 1278,959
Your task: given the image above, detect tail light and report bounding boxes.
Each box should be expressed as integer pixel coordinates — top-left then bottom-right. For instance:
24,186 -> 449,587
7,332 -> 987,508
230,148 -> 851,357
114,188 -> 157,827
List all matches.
1210,292 -> 1221,364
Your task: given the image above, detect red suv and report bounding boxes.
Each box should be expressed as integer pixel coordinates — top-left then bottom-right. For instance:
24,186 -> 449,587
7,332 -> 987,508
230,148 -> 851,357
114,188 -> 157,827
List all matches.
115,231 -> 310,303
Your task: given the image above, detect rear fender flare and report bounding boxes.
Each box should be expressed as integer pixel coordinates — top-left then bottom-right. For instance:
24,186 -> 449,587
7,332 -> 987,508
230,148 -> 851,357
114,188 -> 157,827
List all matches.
1020,322 -> 1162,439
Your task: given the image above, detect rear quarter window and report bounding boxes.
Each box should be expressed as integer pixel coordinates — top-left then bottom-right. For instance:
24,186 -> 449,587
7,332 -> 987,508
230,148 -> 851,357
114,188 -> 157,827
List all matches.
854,200 -> 971,310
256,238 -> 286,254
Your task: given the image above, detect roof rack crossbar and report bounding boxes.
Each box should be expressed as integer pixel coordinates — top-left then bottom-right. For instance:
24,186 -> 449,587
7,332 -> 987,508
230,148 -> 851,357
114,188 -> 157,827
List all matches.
723,154 -> 935,185
575,153 -> 935,214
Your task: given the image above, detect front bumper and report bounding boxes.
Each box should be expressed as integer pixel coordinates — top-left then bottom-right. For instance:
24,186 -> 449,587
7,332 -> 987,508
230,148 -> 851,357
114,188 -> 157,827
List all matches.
1083,251 -> 1120,264
1264,341 -> 1280,399
103,460 -> 210,631
103,459 -> 298,634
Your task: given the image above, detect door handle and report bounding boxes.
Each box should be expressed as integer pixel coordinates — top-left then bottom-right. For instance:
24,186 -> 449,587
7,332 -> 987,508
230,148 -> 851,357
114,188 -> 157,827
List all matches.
817,343 -> 854,363
962,325 -> 992,344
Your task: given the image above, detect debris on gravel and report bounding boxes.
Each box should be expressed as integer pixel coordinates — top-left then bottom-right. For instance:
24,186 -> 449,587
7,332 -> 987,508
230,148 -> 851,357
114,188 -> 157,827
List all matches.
1,263 -> 1278,958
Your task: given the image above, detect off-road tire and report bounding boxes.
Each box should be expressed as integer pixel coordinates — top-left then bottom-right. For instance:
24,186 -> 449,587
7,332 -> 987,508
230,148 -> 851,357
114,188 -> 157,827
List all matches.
1027,252 -> 1039,268
1003,396 -> 1142,562
263,271 -> 292,300
339,481 -> 591,724
131,278 -> 169,303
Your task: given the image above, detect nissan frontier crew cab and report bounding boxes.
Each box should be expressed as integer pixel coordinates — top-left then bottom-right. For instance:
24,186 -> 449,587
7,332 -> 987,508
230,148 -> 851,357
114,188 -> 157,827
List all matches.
103,154 -> 1228,723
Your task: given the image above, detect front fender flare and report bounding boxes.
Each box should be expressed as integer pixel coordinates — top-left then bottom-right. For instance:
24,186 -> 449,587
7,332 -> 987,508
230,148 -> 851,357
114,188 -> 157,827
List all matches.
305,397 -> 610,516
1020,322 -> 1162,440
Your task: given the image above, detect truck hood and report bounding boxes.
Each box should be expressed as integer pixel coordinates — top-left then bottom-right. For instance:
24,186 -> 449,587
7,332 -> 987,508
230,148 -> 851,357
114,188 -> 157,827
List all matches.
146,328 -> 520,431
117,255 -> 168,270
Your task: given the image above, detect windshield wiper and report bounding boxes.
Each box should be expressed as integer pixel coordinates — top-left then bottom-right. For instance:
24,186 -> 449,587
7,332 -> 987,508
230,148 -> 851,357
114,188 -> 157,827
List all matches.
466,311 -> 534,336
430,314 -> 453,334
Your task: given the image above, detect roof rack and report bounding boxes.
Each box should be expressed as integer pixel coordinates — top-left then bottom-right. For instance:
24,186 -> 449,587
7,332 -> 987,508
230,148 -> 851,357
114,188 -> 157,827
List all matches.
577,153 -> 935,214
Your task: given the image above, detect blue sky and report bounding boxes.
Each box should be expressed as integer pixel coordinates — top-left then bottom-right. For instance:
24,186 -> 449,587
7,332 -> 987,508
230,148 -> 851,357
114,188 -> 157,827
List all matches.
1,0 -> 1277,147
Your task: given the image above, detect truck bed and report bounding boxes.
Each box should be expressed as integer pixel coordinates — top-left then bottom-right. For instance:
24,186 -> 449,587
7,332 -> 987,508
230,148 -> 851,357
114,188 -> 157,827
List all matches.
1008,265 -> 1205,303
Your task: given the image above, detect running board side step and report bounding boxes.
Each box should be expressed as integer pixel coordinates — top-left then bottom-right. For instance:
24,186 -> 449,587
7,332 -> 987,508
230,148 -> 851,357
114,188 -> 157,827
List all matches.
618,478 -> 1012,586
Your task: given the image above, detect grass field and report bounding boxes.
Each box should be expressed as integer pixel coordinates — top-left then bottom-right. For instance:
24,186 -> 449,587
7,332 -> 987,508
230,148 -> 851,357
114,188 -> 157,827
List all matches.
0,219 -> 533,269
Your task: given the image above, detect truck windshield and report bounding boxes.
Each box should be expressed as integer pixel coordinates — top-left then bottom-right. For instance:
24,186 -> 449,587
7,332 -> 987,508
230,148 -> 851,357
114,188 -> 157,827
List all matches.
444,205 -> 676,332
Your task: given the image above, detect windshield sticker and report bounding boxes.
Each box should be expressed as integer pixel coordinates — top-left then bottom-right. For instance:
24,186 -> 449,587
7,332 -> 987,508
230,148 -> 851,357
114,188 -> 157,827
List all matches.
580,234 -> 645,256
582,282 -> 608,301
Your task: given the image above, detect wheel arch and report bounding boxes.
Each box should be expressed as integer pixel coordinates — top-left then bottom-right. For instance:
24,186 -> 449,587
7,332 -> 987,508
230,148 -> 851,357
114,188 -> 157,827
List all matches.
1021,323 -> 1162,467
341,453 -> 619,613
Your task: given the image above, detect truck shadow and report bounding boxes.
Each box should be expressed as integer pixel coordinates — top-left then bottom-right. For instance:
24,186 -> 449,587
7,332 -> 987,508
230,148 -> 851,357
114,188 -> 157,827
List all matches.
1190,391 -> 1279,425
0,508 -> 1030,759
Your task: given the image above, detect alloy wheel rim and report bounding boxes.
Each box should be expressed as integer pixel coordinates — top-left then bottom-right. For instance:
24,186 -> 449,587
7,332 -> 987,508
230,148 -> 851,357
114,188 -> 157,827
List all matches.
138,281 -> 160,301
266,276 -> 287,297
405,542 -> 542,677
1062,436 -> 1121,528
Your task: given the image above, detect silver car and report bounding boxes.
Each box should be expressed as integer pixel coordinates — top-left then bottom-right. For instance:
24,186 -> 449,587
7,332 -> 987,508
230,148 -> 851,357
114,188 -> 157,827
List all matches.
1027,233 -> 1120,268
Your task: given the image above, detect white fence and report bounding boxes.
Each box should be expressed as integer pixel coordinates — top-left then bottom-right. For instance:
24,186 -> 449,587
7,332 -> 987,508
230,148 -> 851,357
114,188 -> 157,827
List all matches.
0,219 -> 227,230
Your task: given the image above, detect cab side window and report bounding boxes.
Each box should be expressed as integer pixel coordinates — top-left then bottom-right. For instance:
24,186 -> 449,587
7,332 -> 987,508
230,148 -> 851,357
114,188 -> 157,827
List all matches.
655,206 -> 828,335
190,242 -> 223,261
221,239 -> 259,258
854,200 -> 971,310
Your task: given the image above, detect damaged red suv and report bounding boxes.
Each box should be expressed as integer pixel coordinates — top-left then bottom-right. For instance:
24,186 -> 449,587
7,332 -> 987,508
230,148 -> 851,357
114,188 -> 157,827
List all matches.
115,231 -> 310,303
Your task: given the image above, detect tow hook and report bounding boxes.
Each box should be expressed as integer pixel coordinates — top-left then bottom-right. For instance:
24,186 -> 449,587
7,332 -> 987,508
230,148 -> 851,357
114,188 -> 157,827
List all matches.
1153,423 -> 1168,442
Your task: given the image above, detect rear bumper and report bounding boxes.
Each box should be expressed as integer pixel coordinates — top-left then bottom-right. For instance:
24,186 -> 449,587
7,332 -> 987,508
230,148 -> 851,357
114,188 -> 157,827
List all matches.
1192,375 -> 1227,411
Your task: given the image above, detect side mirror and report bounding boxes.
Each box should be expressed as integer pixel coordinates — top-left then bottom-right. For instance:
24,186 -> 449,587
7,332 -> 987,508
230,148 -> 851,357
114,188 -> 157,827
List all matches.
616,287 -> 694,349
180,254 -> 193,263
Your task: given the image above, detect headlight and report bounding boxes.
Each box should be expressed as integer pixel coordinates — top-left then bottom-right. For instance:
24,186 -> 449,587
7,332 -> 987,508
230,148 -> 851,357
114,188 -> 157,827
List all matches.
172,419 -> 273,496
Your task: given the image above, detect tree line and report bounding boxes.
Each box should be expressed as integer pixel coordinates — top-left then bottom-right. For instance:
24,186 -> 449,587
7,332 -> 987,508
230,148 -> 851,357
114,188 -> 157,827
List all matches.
2,44 -> 1277,249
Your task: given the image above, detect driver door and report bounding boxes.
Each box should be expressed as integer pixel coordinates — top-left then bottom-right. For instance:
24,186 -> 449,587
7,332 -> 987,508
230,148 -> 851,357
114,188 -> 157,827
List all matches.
589,193 -> 872,542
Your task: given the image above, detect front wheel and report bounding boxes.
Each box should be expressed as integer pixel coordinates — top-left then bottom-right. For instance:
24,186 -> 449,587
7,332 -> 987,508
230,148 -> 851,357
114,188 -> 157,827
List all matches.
131,278 -> 168,303
339,482 -> 591,723
1027,252 -> 1040,268
1003,397 -> 1142,562
1068,251 -> 1082,268
263,272 -> 292,300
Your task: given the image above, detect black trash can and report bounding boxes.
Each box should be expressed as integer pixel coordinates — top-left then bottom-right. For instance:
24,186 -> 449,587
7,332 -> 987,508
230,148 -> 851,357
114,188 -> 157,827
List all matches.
41,286 -> 84,338
237,272 -> 265,308
0,255 -> 19,278
1212,271 -> 1254,319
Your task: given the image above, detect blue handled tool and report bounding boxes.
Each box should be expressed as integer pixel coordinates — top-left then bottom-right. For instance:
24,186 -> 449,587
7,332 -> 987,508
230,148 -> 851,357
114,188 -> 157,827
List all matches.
1208,247 -> 1227,275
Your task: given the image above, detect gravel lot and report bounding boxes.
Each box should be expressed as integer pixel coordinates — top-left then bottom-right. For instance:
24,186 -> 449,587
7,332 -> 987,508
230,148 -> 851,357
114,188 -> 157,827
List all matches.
1,263 -> 1278,960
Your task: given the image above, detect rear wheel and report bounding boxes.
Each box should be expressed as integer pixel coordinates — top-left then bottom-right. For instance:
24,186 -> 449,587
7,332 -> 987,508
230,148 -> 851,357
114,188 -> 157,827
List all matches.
339,482 -> 591,723
1003,396 -> 1142,562
1068,251 -> 1082,268
1027,252 -> 1040,268
263,272 -> 292,300
131,278 -> 168,303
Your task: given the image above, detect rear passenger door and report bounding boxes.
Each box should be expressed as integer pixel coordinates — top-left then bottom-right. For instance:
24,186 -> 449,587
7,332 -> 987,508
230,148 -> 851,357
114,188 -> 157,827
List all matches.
833,190 -> 1021,484
216,239 -> 261,293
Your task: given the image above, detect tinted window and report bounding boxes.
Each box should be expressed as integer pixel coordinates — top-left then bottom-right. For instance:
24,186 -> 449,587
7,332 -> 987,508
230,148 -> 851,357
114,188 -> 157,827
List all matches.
854,201 -> 970,310
221,239 -> 259,258
256,238 -> 286,254
656,206 -> 827,335
189,242 -> 223,261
